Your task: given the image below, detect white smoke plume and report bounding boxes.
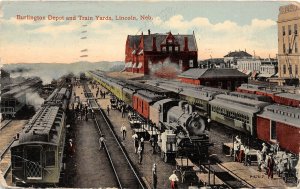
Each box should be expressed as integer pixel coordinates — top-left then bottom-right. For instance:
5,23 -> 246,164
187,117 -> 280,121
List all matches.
26,92 -> 45,110
149,58 -> 181,79
4,61 -> 124,85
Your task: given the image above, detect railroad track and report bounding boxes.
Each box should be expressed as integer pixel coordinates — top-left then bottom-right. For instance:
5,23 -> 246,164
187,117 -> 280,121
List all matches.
0,119 -> 12,131
201,162 -> 252,188
83,84 -> 145,189
0,139 -> 14,179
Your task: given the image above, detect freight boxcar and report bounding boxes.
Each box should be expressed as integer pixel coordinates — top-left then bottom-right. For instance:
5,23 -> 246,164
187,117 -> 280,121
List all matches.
256,104 -> 300,154
133,90 -> 165,119
274,93 -> 300,108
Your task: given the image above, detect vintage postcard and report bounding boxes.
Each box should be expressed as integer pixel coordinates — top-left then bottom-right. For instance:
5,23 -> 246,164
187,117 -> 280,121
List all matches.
0,1 -> 299,189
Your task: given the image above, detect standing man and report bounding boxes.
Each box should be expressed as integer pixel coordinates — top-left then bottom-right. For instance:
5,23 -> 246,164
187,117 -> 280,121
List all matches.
99,135 -> 105,150
120,123 -> 127,140
149,135 -> 157,154
132,132 -> 139,153
261,143 -> 268,161
267,154 -> 275,179
121,106 -> 125,118
152,163 -> 157,189
138,145 -> 143,164
107,105 -> 110,116
207,117 -> 211,131
169,171 -> 179,189
140,137 -> 145,154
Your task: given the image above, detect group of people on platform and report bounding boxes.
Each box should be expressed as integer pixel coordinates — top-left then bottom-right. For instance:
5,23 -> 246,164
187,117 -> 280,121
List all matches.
232,135 -> 298,180
233,135 -> 275,179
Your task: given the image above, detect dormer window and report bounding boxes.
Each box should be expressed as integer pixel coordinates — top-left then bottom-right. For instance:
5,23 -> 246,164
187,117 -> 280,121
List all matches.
167,39 -> 172,43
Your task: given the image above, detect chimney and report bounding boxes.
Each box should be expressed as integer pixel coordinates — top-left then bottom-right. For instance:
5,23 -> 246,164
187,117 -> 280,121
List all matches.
148,29 -> 151,35
152,37 -> 157,51
184,37 -> 189,51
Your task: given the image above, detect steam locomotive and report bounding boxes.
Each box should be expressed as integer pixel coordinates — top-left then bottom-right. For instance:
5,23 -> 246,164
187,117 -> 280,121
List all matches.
11,86 -> 71,187
87,71 -> 212,162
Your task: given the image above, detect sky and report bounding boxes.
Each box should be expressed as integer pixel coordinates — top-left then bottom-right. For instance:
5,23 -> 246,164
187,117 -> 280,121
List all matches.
0,1 -> 292,64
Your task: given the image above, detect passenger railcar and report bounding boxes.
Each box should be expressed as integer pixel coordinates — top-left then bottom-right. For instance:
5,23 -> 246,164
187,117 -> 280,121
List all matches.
209,94 -> 270,135
133,90 -> 165,119
256,104 -> 300,154
122,84 -> 141,107
273,93 -> 300,108
11,106 -> 67,186
229,91 -> 273,103
44,87 -> 71,110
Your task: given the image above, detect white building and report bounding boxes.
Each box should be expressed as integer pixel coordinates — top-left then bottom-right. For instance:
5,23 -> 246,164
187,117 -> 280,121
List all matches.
237,59 -> 261,73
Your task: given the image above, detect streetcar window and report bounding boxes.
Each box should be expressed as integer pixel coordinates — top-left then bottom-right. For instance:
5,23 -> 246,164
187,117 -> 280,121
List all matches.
45,151 -> 55,167
13,150 -> 23,168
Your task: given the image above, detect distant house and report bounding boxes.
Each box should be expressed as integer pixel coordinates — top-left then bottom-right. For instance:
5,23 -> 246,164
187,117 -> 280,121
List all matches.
178,68 -> 248,91
224,50 -> 253,68
199,58 -> 225,68
258,58 -> 278,81
124,30 -> 198,75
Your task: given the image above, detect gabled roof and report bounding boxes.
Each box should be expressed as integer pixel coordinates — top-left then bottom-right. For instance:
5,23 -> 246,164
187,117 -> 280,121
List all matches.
127,32 -> 197,52
178,68 -> 248,79
224,51 -> 252,58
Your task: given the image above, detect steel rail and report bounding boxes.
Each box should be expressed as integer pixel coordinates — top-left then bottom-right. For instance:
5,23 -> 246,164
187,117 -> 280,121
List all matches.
83,84 -> 145,189
0,120 -> 12,131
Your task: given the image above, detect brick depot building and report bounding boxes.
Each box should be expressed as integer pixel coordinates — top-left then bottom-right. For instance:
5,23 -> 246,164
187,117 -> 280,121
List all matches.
178,68 -> 248,91
124,30 -> 198,75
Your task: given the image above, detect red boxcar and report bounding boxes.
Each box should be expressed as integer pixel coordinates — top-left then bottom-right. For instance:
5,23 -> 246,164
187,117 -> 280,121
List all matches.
274,93 -> 300,108
236,84 -> 264,94
257,104 -> 300,154
133,90 -> 165,119
255,90 -> 279,101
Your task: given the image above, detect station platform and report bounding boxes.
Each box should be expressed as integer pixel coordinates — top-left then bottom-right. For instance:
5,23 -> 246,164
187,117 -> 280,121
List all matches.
67,84 -> 117,188
220,161 -> 295,188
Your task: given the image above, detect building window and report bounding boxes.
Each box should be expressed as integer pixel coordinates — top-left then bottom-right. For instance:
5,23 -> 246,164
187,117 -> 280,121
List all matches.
283,43 -> 286,53
295,42 -> 298,53
289,43 -> 292,53
283,26 -> 285,36
179,60 -> 183,70
295,24 -> 298,35
289,65 -> 292,74
296,65 -> 298,75
189,60 -> 194,67
283,65 -> 286,74
270,121 -> 277,141
162,46 -> 166,52
168,46 -> 172,52
175,46 -> 179,52
288,25 -> 291,35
